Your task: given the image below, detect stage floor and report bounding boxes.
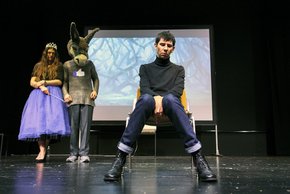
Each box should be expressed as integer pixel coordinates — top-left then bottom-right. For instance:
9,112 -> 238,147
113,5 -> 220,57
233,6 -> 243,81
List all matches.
0,155 -> 290,194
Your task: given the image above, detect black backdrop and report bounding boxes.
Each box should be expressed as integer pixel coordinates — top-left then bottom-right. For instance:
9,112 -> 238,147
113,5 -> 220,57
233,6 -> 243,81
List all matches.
1,0 -> 289,155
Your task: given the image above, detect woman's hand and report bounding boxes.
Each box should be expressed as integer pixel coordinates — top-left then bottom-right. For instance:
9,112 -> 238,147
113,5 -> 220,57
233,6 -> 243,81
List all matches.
39,86 -> 49,95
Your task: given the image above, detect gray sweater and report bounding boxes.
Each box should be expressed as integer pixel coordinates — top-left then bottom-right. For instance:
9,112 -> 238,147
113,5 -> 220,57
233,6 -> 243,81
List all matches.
62,59 -> 99,106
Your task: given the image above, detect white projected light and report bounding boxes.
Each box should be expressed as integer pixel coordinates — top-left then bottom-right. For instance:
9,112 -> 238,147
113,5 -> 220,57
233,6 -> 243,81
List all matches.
88,28 -> 214,122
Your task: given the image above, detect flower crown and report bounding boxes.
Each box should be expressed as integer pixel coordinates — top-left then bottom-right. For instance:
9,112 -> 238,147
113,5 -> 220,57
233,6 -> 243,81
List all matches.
45,42 -> 57,50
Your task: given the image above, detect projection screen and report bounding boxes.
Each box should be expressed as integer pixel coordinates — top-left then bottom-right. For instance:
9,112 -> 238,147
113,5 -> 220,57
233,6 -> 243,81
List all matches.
87,26 -> 216,123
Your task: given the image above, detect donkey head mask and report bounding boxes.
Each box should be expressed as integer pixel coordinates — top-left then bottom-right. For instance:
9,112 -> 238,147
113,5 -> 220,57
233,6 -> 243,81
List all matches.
67,22 -> 100,67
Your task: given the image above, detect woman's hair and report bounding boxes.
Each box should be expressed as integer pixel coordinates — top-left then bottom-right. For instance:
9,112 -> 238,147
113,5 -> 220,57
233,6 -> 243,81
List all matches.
33,43 -> 60,80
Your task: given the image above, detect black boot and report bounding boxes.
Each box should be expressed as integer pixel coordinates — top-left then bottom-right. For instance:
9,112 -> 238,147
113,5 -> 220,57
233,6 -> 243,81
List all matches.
193,152 -> 217,182
104,150 -> 127,181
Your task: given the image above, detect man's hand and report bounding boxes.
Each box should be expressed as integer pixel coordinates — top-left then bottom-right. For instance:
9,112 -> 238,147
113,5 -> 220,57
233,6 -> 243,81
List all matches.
64,94 -> 73,104
154,95 -> 163,115
90,90 -> 97,100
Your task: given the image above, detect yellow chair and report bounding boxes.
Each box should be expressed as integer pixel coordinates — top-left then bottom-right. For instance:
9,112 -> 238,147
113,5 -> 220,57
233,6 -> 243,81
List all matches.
126,88 -> 196,169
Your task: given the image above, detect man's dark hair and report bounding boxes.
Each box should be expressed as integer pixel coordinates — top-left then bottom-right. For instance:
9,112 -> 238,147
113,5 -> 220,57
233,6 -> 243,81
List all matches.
155,31 -> 176,46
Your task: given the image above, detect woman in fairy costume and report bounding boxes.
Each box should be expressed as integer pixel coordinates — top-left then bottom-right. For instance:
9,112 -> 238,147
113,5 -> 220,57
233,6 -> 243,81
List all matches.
18,42 -> 71,162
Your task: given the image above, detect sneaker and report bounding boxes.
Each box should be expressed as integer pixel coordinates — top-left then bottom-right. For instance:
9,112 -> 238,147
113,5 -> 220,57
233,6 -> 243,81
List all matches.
66,155 -> 78,162
80,156 -> 90,163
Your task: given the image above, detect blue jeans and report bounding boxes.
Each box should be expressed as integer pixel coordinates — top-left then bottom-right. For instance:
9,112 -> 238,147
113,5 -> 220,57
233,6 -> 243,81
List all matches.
118,93 -> 201,154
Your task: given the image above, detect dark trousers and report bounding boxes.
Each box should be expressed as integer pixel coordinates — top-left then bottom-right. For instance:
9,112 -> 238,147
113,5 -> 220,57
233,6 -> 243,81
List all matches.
68,104 -> 93,156
118,93 -> 201,154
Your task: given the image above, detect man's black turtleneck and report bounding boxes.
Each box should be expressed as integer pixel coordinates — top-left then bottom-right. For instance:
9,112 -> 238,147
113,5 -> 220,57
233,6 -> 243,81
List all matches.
139,57 -> 185,98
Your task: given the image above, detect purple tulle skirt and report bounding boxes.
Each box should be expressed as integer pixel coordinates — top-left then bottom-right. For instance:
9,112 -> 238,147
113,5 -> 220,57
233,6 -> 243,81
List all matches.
18,86 -> 71,141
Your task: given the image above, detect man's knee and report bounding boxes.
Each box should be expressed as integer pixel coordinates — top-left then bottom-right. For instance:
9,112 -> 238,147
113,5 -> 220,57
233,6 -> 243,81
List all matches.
163,94 -> 179,107
138,94 -> 155,107
163,93 -> 176,101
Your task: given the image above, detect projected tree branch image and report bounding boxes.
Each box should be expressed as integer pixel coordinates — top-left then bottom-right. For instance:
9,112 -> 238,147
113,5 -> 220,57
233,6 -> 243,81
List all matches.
88,28 -> 214,122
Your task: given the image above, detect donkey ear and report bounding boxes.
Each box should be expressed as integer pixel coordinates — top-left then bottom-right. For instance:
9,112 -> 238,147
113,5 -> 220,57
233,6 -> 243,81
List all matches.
70,22 -> 80,43
85,27 -> 100,44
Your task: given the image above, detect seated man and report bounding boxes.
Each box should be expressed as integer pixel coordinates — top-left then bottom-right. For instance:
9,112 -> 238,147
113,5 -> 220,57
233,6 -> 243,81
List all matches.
104,30 -> 217,182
